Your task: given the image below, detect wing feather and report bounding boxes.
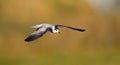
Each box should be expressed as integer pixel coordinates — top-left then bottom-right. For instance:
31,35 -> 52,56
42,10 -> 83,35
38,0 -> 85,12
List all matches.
24,28 -> 48,42
56,25 -> 85,32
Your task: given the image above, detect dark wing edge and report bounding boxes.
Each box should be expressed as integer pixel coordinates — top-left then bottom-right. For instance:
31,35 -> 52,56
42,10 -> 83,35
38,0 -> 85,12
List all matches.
24,30 -> 48,42
56,25 -> 85,32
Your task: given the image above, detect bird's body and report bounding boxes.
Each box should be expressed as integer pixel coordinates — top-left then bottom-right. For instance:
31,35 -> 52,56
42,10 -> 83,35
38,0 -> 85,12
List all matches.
32,23 -> 59,33
24,23 -> 85,42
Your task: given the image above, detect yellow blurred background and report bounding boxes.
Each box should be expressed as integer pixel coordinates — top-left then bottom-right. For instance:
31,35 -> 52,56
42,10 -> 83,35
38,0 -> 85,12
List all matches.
0,0 -> 120,65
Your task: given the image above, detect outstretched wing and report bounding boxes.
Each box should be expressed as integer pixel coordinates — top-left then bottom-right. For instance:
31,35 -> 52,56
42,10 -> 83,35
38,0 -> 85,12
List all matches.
24,28 -> 48,42
56,25 -> 85,32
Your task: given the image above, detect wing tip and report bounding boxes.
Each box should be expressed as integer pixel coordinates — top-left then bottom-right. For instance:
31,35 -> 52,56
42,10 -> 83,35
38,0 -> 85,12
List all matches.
24,38 -> 33,42
75,28 -> 85,32
24,36 -> 36,42
80,29 -> 85,32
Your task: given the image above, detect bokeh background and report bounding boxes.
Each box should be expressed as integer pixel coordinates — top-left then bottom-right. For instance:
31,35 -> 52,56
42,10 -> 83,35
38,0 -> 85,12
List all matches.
0,0 -> 120,65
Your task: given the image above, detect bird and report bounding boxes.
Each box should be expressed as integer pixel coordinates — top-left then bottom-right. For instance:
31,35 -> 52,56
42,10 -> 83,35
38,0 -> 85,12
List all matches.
24,23 -> 85,42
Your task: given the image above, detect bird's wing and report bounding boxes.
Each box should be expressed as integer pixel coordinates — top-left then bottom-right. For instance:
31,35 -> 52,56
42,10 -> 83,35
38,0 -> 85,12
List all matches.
24,27 -> 48,42
56,25 -> 85,32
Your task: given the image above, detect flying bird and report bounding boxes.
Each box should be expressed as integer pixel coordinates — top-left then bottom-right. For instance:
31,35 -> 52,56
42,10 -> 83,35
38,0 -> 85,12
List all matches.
24,23 -> 85,42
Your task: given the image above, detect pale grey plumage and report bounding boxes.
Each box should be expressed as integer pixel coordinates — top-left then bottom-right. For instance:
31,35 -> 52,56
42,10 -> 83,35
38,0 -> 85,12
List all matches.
24,23 -> 85,42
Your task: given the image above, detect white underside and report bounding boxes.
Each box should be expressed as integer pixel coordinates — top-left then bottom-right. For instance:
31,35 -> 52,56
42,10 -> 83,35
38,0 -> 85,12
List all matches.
52,26 -> 59,33
52,29 -> 59,33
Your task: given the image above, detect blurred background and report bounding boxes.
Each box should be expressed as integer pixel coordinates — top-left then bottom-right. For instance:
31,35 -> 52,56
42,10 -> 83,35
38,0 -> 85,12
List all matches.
0,0 -> 120,65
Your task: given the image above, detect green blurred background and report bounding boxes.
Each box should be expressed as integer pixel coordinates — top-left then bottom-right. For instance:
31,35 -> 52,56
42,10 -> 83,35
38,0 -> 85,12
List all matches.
0,0 -> 120,65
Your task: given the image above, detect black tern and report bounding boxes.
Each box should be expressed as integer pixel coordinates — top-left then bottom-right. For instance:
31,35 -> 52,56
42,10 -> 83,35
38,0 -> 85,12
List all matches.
24,23 -> 85,42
